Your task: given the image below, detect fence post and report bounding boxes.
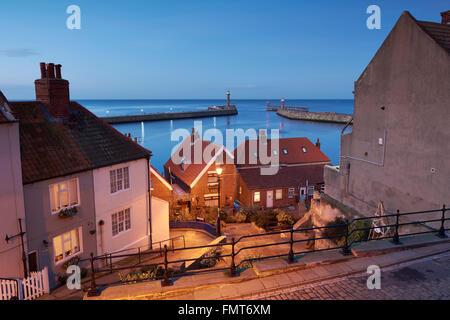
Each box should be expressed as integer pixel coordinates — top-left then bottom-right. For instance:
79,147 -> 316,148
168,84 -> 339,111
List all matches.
288,227 -> 294,263
110,253 -> 113,273
392,210 -> 401,244
161,245 -> 172,286
438,205 -> 447,238
342,220 -> 351,255
138,247 -> 141,265
87,253 -> 99,297
17,279 -> 24,300
230,237 -> 237,277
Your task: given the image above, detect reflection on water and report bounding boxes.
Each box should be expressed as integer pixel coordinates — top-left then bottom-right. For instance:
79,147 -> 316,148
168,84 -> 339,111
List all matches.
80,99 -> 353,173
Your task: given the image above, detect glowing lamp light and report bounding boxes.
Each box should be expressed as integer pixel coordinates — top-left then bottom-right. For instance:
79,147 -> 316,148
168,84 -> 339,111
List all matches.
216,167 -> 223,175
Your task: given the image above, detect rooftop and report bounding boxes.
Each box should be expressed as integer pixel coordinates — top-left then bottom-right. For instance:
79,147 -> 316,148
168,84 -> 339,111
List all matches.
9,100 -> 152,184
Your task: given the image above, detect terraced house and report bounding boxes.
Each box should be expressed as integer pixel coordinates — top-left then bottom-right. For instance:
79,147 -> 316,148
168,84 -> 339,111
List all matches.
3,63 -> 169,288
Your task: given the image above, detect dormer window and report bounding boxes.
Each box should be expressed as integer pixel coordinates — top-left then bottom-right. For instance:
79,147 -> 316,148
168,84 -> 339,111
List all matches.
302,147 -> 307,153
282,149 -> 288,155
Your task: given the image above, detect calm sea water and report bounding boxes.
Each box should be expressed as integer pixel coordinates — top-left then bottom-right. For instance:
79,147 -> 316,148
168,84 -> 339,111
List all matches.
80,99 -> 354,173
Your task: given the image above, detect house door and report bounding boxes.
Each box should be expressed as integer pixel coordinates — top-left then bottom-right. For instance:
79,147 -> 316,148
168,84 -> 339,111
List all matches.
28,251 -> 38,273
267,190 -> 273,208
300,187 -> 306,200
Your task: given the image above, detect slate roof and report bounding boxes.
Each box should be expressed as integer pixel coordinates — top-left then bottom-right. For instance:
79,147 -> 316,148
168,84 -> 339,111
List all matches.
234,137 -> 330,168
239,164 -> 326,190
416,20 -> 450,54
9,101 -> 151,184
164,136 -> 233,187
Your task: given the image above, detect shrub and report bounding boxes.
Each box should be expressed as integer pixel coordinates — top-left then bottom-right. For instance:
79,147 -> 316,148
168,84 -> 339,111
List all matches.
321,217 -> 371,247
274,209 -> 294,226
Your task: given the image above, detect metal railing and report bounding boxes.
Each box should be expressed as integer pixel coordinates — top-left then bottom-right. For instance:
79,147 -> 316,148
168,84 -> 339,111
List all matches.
85,205 -> 449,296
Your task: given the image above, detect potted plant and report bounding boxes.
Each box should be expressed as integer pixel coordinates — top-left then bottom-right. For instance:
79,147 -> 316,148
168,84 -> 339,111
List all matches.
58,206 -> 78,218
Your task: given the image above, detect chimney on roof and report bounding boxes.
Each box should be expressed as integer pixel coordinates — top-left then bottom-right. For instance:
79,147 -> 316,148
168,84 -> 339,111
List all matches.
441,10 -> 450,25
315,138 -> 321,149
226,91 -> 230,107
55,64 -> 62,79
35,62 -> 70,119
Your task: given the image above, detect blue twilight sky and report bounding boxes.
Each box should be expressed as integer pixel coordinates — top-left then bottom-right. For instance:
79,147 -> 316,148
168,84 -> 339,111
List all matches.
0,0 -> 447,100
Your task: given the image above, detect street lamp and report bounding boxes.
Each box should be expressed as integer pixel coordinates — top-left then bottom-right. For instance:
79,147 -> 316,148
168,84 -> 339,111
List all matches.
216,166 -> 223,235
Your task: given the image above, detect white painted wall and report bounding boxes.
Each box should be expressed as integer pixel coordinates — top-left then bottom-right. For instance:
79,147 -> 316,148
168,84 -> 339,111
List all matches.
150,196 -> 170,246
93,158 -> 150,255
0,122 -> 27,277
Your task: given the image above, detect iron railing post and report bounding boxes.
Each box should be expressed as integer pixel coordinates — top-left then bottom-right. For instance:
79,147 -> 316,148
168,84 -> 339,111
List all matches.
438,205 -> 447,238
138,247 -> 141,265
342,220 -> 351,255
288,227 -> 294,263
87,253 -> 99,297
110,253 -> 113,273
230,237 -> 237,277
161,244 -> 172,286
392,210 -> 401,244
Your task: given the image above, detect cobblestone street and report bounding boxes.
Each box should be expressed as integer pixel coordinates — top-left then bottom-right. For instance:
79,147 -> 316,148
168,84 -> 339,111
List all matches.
251,252 -> 450,300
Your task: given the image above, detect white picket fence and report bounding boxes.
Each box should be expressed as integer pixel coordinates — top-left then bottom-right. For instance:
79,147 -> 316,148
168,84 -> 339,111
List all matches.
0,267 -> 50,300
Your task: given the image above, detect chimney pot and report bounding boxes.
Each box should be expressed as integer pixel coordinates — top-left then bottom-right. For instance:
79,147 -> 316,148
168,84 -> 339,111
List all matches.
55,64 -> 62,79
47,63 -> 55,79
441,11 -> 450,25
40,62 -> 46,79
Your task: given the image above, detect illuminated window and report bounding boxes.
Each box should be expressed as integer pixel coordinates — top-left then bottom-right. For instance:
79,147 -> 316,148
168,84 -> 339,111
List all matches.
253,192 -> 260,203
112,208 -> 131,236
110,167 -> 130,194
275,189 -> 282,200
49,179 -> 79,213
53,228 -> 81,263
302,147 -> 307,153
282,149 -> 288,155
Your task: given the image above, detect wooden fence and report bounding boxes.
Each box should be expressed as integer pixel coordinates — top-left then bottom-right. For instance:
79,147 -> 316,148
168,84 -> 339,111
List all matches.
0,267 -> 50,300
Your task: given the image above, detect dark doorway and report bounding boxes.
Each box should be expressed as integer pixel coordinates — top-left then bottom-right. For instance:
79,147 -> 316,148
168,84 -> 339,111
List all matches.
28,251 -> 38,273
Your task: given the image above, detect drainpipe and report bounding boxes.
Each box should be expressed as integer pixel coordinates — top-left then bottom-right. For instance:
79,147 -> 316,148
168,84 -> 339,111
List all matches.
146,156 -> 153,249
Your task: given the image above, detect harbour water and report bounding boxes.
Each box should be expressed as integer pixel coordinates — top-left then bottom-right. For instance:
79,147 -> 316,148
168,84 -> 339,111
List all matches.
81,99 -> 354,173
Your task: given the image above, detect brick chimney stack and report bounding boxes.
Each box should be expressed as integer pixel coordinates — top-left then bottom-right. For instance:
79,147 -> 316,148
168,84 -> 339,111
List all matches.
315,138 -> 321,149
441,11 -> 450,25
35,62 -> 70,119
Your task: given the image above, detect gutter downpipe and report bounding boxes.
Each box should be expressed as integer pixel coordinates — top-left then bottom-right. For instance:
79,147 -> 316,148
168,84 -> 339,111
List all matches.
146,156 -> 153,249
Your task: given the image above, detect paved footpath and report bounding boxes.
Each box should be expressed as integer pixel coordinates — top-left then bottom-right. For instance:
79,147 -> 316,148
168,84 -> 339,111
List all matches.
249,252 -> 450,300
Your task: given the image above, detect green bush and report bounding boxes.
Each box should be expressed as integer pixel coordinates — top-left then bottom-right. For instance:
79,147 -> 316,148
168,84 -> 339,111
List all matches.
321,217 -> 371,246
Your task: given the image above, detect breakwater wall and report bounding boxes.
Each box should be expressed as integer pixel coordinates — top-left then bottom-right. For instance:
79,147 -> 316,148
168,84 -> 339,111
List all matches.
101,106 -> 237,124
277,109 -> 352,124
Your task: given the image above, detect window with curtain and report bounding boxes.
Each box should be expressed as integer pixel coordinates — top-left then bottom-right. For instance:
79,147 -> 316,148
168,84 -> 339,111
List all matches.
49,179 -> 79,213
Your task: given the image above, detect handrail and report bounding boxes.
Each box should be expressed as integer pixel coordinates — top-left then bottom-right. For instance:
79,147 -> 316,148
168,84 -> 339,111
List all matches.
85,205 -> 448,296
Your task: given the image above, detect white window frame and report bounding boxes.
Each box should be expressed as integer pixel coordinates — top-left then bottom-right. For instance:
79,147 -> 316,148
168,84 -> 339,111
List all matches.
253,191 -> 261,203
53,227 -> 83,265
275,189 -> 283,200
112,208 -> 132,237
49,178 -> 80,214
288,188 -> 295,199
110,166 -> 130,194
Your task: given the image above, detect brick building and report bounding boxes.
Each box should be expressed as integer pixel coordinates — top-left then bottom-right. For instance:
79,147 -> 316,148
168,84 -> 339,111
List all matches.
164,134 -> 237,212
235,137 -> 330,208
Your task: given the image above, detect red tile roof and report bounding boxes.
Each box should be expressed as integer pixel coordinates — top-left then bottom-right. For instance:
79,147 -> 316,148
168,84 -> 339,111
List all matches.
239,164 -> 326,190
164,136 -> 233,187
234,137 -> 330,167
416,20 -> 450,54
10,101 -> 152,184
